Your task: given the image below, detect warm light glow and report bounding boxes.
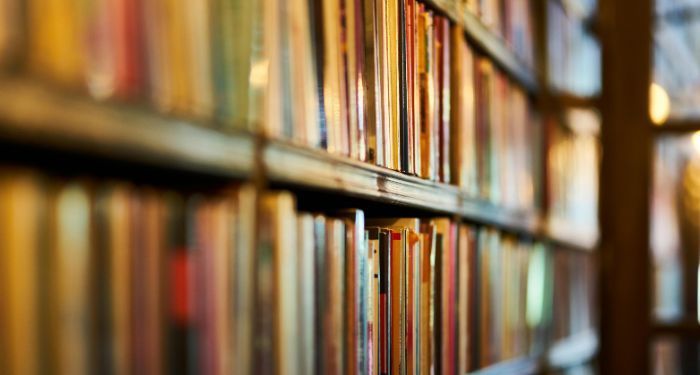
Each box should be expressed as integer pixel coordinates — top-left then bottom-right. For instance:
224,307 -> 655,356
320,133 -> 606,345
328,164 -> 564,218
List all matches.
692,131 -> 700,154
650,83 -> 671,125
249,59 -> 269,88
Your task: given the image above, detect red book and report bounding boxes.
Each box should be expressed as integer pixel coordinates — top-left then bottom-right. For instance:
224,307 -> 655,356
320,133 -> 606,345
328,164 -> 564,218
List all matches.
114,0 -> 144,98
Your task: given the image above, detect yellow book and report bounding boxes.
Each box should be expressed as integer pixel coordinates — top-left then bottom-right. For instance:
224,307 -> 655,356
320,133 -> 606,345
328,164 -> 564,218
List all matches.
0,170 -> 45,375
261,192 -> 299,375
450,26 -> 477,194
376,0 -> 392,168
164,0 -> 192,114
457,225 -> 470,374
186,0 -> 214,117
27,0 -> 86,87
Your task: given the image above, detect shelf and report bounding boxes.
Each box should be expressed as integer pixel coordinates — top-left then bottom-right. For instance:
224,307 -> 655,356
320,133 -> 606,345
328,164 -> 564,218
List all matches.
550,91 -> 600,109
0,78 -> 255,177
460,199 -> 541,234
469,356 -> 542,375
654,320 -> 700,338
546,329 -> 599,369
0,78 -> 599,249
424,0 -> 539,92
545,219 -> 599,251
264,139 -> 463,214
653,119 -> 700,133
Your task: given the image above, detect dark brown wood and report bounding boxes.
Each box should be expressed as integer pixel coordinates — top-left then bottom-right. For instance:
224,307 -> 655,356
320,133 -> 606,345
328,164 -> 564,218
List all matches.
654,321 -> 700,338
652,119 -> 700,133
598,0 -> 653,373
0,78 -> 255,178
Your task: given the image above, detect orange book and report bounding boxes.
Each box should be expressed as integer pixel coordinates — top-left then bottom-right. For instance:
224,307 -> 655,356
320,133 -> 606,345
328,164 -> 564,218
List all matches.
0,170 -> 45,375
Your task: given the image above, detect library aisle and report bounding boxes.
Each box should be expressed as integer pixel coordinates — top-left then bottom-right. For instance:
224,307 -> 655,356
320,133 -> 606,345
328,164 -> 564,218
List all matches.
3,0 -> 686,374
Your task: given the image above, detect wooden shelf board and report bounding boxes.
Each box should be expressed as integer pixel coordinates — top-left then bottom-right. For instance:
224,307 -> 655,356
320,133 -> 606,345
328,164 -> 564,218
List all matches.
550,91 -> 601,109
469,355 -> 542,375
0,78 -> 254,177
423,0 -> 539,92
460,198 -> 541,234
545,220 -> 599,252
264,140 -> 463,214
546,329 -> 599,370
653,119 -> 700,133
654,320 -> 700,338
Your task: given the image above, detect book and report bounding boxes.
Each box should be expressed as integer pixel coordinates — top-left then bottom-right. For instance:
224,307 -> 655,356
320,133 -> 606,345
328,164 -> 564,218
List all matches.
45,183 -> 92,374
0,168 -> 596,375
324,218 -> 346,375
0,170 -> 45,375
298,213 -> 316,375
367,228 -> 381,375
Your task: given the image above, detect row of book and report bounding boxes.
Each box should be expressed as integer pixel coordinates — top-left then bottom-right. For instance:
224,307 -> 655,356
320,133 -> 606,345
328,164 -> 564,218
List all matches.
550,248 -> 596,342
0,167 -> 593,375
547,0 -> 600,96
546,109 -> 599,242
2,0 -> 540,212
458,0 -> 535,69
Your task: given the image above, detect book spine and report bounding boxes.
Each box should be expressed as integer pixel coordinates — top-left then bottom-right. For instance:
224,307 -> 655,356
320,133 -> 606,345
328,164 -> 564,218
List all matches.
379,229 -> 391,375
398,0 -> 409,174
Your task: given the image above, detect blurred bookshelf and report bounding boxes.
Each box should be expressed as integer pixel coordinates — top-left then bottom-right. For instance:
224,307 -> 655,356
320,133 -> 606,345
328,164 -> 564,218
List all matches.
0,0 -> 600,374
0,78 -> 255,178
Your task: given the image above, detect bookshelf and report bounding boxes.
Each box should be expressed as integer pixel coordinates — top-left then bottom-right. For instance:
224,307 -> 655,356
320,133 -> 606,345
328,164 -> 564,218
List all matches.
0,77 -> 599,251
0,78 -> 255,178
0,0 -> 600,374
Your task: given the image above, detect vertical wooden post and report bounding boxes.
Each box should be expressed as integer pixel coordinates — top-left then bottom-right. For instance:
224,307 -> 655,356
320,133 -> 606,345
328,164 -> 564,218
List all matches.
598,0 -> 652,373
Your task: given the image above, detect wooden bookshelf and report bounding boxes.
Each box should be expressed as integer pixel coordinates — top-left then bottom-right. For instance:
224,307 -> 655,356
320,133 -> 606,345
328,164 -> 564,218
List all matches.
0,78 -> 600,250
424,0 -> 539,91
0,0 -> 599,374
652,119 -> 700,133
0,78 -> 255,177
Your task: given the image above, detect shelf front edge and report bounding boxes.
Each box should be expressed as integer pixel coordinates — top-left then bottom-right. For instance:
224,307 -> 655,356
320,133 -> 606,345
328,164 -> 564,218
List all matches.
0,78 -> 254,177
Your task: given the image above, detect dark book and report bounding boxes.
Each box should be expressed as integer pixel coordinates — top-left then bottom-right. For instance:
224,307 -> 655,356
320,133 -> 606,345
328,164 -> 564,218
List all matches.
314,215 -> 328,375
164,192 -> 189,375
379,229 -> 391,375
